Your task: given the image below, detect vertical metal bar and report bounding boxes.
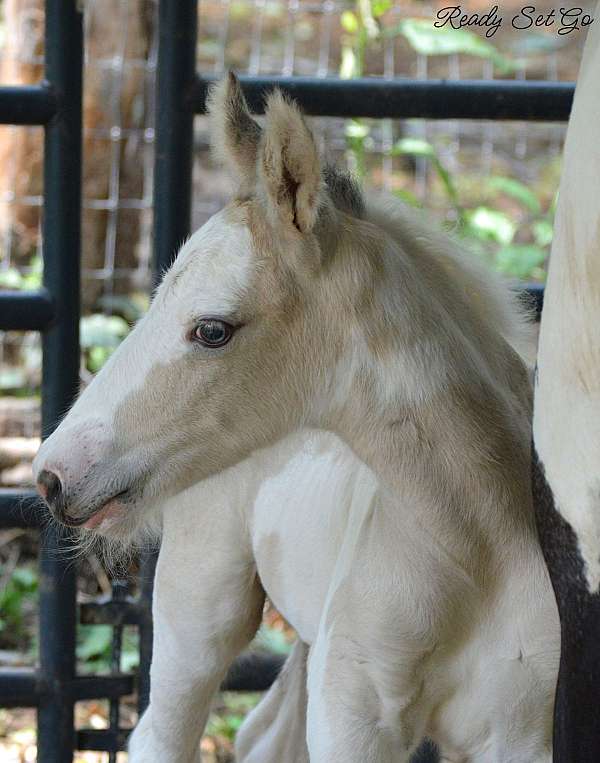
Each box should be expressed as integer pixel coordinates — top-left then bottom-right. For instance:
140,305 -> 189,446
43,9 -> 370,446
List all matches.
136,0 -> 198,717
37,1 -> 83,761
108,580 -> 127,763
153,0 -> 197,277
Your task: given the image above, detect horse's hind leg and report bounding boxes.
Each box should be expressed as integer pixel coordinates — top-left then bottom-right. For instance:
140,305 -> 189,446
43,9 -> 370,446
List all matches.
235,639 -> 310,763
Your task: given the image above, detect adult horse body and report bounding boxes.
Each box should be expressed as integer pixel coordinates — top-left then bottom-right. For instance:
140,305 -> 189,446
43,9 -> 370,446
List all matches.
34,75 -> 559,762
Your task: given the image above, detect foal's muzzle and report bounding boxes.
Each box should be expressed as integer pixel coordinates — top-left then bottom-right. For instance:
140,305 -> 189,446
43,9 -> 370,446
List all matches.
36,468 -> 89,527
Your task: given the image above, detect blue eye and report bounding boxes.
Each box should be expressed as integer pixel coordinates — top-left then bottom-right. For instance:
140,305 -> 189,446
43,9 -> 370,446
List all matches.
192,319 -> 234,348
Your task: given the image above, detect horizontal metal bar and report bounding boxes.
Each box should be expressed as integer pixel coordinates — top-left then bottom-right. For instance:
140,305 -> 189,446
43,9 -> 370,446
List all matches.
0,490 -> 45,529
76,728 -> 130,753
0,668 -> 41,707
0,289 -> 55,331
72,674 -> 135,701
0,668 -> 134,706
190,76 -> 573,121
80,598 -> 142,627
0,84 -> 58,125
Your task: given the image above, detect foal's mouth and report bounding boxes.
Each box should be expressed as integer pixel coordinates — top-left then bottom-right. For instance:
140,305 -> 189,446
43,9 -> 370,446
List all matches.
61,489 -> 131,530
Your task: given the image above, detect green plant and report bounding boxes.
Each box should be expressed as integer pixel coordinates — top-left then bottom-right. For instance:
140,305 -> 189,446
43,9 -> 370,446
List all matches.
391,137 -> 553,280
206,692 -> 262,742
390,19 -> 521,74
339,5 -> 525,180
252,621 -> 293,655
0,565 -> 38,651
76,624 -> 139,674
0,256 -> 42,290
339,2 -> 393,177
80,313 -> 130,373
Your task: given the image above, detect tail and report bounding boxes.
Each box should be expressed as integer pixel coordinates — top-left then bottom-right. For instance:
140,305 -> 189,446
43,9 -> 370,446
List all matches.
235,640 -> 309,763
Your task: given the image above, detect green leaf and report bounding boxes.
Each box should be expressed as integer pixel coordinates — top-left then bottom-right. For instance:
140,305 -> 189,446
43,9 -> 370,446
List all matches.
80,314 -> 129,349
391,137 -> 436,158
391,138 -> 458,205
11,567 -> 38,590
0,367 -> 28,391
340,46 -> 359,79
533,219 -> 554,248
345,120 -> 371,140
87,346 -> 112,373
393,188 -> 422,207
0,268 -> 26,289
254,623 -> 293,655
372,0 -> 393,17
77,625 -> 113,661
487,176 -> 541,214
494,244 -> 548,279
464,207 -> 515,245
392,19 -> 518,73
341,11 -> 359,34
0,257 -> 42,290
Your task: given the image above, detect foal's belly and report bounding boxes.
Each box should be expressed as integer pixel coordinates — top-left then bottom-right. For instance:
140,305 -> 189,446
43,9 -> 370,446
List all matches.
250,430 -> 378,643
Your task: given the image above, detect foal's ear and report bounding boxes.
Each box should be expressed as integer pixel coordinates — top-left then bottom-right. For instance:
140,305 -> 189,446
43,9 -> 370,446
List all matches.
206,72 -> 261,195
259,91 -> 322,234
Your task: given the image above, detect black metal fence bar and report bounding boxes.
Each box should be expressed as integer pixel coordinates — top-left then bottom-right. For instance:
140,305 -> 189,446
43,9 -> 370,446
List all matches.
37,1 -> 83,761
0,669 -> 135,707
0,490 -> 44,529
153,0 -> 198,278
0,84 -> 58,125
189,76 -> 574,121
0,290 -> 55,331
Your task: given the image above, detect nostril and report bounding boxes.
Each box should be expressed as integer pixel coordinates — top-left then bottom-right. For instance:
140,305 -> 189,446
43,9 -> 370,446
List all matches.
37,469 -> 62,506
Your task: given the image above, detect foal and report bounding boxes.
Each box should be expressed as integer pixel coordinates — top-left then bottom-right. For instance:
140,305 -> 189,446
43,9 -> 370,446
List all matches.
34,74 -> 559,762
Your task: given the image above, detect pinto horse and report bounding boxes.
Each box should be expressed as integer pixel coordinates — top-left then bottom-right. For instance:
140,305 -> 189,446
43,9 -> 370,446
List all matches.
533,6 -> 600,760
34,74 -> 559,762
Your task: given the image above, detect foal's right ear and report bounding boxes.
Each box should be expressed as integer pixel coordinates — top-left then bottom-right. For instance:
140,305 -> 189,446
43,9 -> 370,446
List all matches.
206,72 -> 261,196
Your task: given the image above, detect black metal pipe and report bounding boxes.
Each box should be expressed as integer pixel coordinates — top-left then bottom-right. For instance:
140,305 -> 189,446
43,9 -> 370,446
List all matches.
153,0 -> 198,277
80,597 -> 142,626
72,674 -> 135,701
0,490 -> 45,529
0,289 -> 55,331
0,669 -> 42,707
0,84 -> 58,125
77,728 -> 131,753
37,0 -> 83,760
189,76 -> 573,122
0,670 -> 133,706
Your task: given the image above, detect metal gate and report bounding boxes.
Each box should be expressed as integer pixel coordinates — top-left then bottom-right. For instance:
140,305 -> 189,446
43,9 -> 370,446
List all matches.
0,0 -> 572,760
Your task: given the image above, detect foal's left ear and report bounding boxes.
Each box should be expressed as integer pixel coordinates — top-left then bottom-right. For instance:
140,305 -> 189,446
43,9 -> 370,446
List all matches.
206,72 -> 262,196
259,91 -> 322,234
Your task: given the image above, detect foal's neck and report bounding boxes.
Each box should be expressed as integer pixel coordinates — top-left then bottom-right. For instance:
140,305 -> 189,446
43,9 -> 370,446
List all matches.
319,203 -> 534,553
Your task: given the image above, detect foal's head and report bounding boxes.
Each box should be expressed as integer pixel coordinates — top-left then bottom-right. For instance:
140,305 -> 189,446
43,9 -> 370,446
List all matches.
33,73 -> 371,537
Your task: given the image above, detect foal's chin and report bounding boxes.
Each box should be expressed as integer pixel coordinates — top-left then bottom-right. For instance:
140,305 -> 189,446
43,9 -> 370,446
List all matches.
71,498 -> 163,571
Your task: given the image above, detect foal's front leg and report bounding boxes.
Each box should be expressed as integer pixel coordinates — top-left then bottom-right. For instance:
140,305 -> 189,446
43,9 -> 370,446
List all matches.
128,487 -> 264,763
